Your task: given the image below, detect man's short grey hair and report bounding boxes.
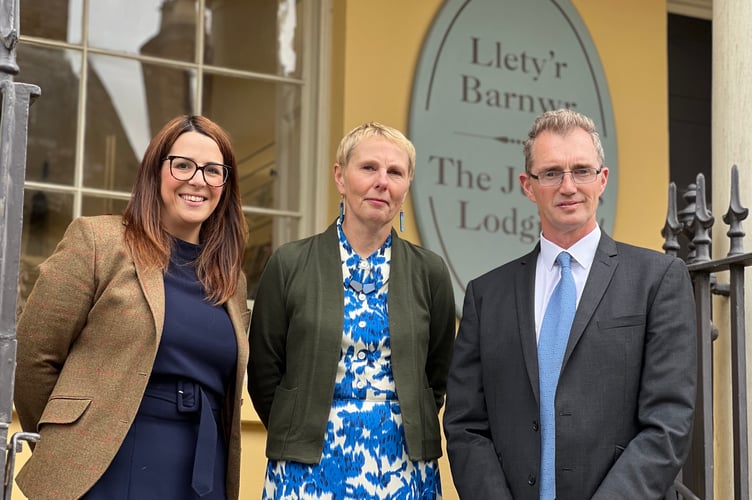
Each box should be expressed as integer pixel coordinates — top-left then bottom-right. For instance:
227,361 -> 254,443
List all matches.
522,109 -> 605,172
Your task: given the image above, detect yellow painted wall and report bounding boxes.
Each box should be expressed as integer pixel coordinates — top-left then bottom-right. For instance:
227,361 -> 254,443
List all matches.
328,0 -> 671,252
327,1 -> 670,499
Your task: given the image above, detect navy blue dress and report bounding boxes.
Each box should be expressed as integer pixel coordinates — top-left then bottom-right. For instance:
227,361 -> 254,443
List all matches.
83,238 -> 237,499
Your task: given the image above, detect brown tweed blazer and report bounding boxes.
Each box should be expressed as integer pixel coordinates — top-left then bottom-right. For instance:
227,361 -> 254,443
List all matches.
14,215 -> 250,500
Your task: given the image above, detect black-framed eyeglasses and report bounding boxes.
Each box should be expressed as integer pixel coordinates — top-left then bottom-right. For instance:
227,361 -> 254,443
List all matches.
528,167 -> 602,187
164,155 -> 231,187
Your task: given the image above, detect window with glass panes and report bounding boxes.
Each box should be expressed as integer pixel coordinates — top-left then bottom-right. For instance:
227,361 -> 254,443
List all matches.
17,0 -> 326,306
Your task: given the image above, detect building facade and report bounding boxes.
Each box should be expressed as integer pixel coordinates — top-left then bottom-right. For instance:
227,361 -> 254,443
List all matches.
13,1 -> 746,499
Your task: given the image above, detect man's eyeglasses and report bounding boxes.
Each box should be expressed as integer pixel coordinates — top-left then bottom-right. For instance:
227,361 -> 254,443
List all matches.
164,155 -> 231,187
528,167 -> 602,187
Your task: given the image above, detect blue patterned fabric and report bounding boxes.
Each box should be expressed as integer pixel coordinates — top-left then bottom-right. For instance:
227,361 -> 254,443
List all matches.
538,251 -> 576,500
262,222 -> 442,499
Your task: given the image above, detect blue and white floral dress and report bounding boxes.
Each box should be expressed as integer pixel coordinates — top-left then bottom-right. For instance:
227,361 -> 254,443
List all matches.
262,223 -> 442,500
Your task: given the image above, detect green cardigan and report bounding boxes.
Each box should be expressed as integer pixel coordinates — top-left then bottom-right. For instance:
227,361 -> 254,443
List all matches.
248,222 -> 456,463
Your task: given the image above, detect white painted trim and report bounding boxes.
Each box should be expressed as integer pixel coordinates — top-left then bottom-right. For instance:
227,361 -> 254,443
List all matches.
298,0 -> 332,238
314,0 -> 332,235
668,0 -> 712,20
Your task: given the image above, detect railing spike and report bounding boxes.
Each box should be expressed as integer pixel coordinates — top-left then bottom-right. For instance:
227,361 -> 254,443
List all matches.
679,183 -> 698,261
662,182 -> 682,256
723,164 -> 748,257
690,173 -> 714,264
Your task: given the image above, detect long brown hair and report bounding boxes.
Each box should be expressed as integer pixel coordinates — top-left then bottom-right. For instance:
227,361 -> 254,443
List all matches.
122,115 -> 248,304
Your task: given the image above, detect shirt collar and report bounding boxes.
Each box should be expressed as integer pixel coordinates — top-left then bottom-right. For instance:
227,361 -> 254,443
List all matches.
539,225 -> 601,271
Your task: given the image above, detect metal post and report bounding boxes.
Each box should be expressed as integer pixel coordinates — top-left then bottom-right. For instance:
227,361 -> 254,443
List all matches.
0,0 -> 41,496
729,262 -> 749,500
723,165 -> 749,500
693,273 -> 715,500
689,174 -> 715,500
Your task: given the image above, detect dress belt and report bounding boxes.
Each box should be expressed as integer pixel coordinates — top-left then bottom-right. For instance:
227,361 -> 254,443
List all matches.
144,378 -> 221,497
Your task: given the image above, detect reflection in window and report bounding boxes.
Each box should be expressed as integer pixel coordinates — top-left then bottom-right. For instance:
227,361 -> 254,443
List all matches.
205,0 -> 302,77
202,73 -> 301,213
17,0 -> 313,301
20,0 -> 83,43
19,190 -> 74,309
19,44 -> 80,185
141,63 -> 197,137
85,54 -> 196,192
243,213 -> 299,299
84,55 -> 141,192
82,196 -> 130,218
88,0 -> 198,62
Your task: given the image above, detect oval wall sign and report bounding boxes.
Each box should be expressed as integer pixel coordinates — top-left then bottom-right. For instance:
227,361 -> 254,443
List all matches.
409,0 -> 617,315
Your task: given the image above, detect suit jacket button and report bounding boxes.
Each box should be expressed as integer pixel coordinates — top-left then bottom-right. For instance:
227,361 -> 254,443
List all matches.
532,420 -> 539,431
528,474 -> 536,486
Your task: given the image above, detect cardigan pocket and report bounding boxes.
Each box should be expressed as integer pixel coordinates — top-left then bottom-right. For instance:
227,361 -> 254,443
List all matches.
38,397 -> 92,429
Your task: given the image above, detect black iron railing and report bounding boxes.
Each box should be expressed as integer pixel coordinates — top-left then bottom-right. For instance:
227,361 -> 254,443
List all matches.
663,165 -> 751,500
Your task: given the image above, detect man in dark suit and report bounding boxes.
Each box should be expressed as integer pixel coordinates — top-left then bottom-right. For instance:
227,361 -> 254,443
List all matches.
443,109 -> 697,500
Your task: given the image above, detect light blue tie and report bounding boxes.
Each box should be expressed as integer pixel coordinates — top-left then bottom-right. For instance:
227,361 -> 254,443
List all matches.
538,251 -> 576,500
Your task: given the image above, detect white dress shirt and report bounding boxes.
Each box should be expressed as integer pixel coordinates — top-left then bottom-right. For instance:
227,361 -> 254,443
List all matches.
534,226 -> 601,343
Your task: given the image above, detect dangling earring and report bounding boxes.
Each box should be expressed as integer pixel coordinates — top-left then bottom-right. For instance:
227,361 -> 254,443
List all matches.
339,197 -> 344,223
399,209 -> 405,232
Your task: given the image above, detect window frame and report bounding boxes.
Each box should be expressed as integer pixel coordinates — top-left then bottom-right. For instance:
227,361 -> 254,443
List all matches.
18,0 -> 331,247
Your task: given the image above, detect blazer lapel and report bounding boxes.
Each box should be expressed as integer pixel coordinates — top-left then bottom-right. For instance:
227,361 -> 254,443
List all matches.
135,261 -> 165,345
225,294 -> 250,362
517,245 -> 542,403
562,233 -> 618,368
226,294 -> 247,327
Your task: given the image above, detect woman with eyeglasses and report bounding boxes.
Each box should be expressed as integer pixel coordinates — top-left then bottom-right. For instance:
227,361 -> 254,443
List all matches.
14,115 -> 250,500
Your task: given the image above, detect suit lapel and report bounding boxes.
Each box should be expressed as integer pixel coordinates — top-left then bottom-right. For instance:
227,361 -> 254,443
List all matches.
517,245 -> 542,403
562,233 -> 618,368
